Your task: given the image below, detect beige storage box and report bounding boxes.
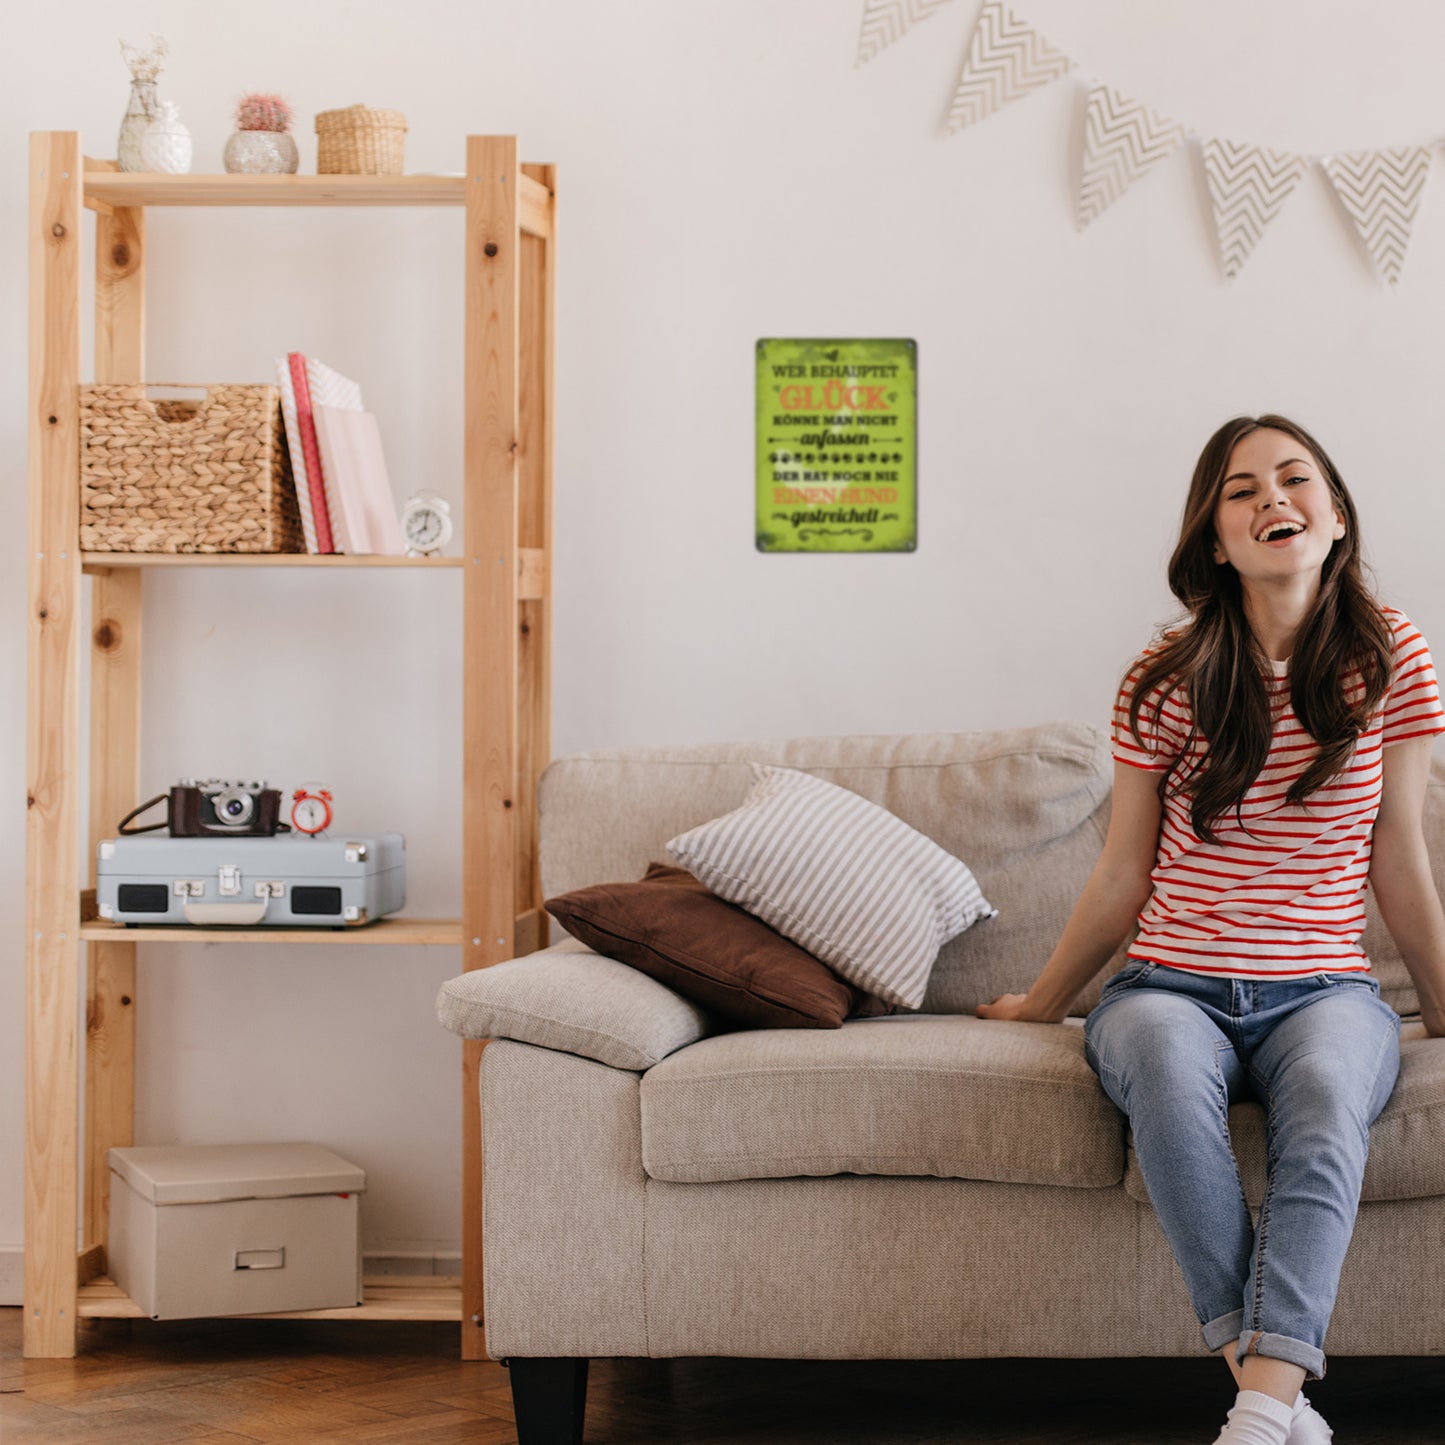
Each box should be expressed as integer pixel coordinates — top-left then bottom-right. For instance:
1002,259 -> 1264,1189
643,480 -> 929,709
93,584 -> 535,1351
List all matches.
107,1142 -> 365,1320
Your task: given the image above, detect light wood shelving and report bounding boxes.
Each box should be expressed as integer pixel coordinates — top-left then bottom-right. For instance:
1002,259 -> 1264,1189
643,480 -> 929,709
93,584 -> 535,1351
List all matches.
82,168 -> 554,234
83,551 -> 464,569
80,917 -> 465,946
25,134 -> 556,1359
77,1275 -> 465,1322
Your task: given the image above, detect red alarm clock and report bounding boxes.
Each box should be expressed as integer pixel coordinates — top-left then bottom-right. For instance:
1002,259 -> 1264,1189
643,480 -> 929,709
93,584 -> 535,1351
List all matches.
290,784 -> 333,836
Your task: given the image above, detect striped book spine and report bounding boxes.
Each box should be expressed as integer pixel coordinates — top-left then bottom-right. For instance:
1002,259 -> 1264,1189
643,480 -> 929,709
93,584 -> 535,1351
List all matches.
288,352 -> 335,554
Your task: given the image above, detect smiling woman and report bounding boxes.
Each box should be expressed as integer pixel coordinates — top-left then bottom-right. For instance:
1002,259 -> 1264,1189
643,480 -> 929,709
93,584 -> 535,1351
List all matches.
977,411 -> 1445,1445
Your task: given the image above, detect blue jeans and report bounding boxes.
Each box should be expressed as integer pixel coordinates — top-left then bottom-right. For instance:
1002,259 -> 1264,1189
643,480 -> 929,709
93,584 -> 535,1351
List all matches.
1083,960 -> 1401,1381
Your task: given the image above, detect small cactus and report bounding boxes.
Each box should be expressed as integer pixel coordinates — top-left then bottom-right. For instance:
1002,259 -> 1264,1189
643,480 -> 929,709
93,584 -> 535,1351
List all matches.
236,93 -> 293,132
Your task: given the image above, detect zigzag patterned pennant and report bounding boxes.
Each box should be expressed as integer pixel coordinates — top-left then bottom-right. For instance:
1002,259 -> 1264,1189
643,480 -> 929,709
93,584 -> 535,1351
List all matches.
856,0 -> 955,67
1201,139 -> 1307,281
1320,147 -> 1433,288
1077,82 -> 1189,229
945,0 -> 1072,132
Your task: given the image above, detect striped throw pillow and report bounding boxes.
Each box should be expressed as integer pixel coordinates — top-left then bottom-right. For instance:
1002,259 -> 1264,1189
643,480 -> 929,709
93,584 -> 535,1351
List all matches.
666,766 -> 996,1010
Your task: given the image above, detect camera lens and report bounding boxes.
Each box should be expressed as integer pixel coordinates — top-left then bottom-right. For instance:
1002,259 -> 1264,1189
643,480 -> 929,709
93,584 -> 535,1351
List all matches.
215,788 -> 254,826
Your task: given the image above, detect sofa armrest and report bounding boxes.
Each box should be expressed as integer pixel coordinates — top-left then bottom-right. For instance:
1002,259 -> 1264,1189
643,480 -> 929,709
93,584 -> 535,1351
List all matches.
436,939 -> 711,1071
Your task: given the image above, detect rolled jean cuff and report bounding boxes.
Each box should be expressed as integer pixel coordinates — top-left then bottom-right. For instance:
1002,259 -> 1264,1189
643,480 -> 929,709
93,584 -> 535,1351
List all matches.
1202,1309 -> 1245,1353
1233,1329 -> 1327,1382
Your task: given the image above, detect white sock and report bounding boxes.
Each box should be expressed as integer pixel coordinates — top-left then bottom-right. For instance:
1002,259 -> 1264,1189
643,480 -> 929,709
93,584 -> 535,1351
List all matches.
1212,1388 -> 1295,1445
1288,1390 -> 1334,1444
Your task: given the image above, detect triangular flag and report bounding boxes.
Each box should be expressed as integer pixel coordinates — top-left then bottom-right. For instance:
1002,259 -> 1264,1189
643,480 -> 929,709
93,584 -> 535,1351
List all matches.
946,0 -> 1072,133
1201,139 -> 1307,281
1077,82 -> 1189,229
856,0 -> 954,67
1320,147 -> 1432,288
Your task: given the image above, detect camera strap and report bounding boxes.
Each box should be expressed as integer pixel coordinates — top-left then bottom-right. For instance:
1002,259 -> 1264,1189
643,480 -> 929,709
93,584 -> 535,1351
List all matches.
117,793 -> 172,835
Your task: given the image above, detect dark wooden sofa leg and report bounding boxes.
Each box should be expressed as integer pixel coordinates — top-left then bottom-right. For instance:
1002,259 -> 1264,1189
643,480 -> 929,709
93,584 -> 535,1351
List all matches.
507,1357 -> 590,1444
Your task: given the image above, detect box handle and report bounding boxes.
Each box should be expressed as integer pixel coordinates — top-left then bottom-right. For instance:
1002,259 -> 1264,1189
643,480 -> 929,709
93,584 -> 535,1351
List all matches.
234,1247 -> 286,1271
133,385 -> 214,428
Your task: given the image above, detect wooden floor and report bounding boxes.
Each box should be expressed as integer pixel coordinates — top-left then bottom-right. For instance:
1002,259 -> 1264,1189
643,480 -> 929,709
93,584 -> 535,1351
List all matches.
3,1308 -> 1444,1442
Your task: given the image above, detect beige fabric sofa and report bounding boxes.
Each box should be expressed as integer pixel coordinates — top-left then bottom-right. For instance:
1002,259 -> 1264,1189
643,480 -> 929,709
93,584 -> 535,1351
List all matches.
437,722 -> 1445,1443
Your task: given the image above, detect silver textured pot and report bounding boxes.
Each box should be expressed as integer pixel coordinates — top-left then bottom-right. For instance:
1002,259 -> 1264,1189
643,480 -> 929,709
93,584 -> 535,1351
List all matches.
223,130 -> 299,175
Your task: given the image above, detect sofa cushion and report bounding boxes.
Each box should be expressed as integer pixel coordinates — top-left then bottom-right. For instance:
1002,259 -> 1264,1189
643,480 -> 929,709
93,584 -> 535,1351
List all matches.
1123,1019 -> 1445,1206
436,940 -> 709,1071
667,765 -> 996,1010
639,1015 -> 1124,1188
541,723 -> 1117,1016
545,863 -> 894,1029
541,733 -> 1445,1020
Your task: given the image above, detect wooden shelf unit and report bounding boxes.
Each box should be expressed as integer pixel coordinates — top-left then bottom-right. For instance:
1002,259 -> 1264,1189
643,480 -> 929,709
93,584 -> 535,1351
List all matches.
80,917 -> 465,946
77,1275 -> 465,1322
25,134 -> 556,1359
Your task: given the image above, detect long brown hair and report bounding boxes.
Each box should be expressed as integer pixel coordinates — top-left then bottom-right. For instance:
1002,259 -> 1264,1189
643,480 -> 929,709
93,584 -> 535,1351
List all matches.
1128,414 -> 1393,843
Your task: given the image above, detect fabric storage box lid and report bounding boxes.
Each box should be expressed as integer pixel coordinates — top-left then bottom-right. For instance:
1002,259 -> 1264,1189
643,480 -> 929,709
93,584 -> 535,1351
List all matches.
108,1142 -> 365,1205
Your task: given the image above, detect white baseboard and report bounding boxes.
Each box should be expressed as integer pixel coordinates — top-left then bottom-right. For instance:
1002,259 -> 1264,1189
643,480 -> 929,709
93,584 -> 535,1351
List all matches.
0,1247 -> 21,1306
0,1247 -> 459,1304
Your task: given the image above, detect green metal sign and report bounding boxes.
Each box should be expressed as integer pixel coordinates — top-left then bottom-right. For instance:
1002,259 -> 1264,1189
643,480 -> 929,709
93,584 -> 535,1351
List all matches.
756,338 -> 917,553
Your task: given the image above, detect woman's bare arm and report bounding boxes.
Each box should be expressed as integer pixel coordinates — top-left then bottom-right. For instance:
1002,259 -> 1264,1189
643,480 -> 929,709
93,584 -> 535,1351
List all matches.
1369,735 -> 1445,1038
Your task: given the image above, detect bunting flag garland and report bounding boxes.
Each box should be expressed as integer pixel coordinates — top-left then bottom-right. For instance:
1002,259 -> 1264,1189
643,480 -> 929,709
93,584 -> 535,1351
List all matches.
858,0 -> 1441,284
1077,83 -> 1189,229
1319,147 -> 1432,288
1201,140 -> 1308,282
945,0 -> 1072,132
856,0 -> 955,67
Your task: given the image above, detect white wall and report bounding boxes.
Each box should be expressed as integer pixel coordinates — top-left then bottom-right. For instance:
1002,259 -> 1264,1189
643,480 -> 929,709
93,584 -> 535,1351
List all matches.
5,0 -> 1445,1278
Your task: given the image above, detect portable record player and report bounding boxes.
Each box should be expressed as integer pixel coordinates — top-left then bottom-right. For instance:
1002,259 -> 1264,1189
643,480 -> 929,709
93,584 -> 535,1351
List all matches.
96,833 -> 406,927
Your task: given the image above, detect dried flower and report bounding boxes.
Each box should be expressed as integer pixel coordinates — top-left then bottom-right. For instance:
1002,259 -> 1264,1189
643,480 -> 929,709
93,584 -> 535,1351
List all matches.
236,93 -> 294,132
119,35 -> 168,83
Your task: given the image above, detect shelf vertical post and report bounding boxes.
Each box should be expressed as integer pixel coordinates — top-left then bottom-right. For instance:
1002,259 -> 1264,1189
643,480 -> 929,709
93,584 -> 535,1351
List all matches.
84,182 -> 146,1262
25,130 -> 84,1359
517,164 -> 556,953
461,134 -> 521,1359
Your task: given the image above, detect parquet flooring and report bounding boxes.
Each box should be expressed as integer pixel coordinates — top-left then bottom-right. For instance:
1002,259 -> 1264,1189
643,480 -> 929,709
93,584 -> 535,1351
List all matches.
3,1307 -> 1443,1443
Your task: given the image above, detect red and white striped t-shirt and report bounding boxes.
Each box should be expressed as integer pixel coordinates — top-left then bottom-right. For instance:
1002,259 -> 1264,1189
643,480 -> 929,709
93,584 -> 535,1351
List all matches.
1112,606 -> 1445,979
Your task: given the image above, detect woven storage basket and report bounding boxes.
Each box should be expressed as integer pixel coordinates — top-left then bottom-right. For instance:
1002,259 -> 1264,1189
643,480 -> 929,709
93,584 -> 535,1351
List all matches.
80,384 -> 305,554
315,104 -> 407,174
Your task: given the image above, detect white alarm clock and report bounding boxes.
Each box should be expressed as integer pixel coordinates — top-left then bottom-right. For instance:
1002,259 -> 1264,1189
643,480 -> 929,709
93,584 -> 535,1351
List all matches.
290,785 -> 333,836
401,491 -> 454,557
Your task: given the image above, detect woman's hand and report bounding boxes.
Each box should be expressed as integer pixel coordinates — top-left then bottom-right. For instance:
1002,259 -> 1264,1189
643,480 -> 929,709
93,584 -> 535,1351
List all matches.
975,993 -> 1056,1023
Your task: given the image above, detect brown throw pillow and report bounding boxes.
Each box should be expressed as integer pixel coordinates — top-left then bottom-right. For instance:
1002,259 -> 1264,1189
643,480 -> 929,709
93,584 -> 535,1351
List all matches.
545,863 -> 895,1029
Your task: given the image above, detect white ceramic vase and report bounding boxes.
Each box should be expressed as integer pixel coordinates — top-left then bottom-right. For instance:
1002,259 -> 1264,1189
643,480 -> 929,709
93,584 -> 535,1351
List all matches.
141,101 -> 193,175
223,129 -> 299,175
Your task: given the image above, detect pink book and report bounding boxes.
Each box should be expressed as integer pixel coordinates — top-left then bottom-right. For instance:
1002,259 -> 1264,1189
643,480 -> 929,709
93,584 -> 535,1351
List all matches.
312,405 -> 406,556
288,352 -> 335,553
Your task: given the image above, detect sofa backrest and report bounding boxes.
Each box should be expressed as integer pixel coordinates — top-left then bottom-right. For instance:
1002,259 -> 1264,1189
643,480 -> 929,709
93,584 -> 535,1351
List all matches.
537,721 -> 1436,1019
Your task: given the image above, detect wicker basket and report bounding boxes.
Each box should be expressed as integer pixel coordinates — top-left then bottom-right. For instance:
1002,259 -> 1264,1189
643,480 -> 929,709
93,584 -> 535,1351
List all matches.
80,384 -> 305,554
315,104 -> 407,175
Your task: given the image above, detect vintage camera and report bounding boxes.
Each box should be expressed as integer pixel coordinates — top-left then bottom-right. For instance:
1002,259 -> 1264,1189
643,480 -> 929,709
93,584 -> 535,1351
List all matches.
174,779 -> 285,836
118,779 -> 288,837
